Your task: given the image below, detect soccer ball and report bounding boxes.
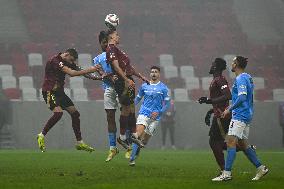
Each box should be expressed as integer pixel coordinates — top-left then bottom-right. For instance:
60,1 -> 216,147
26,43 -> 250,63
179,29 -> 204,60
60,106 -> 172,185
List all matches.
105,14 -> 119,29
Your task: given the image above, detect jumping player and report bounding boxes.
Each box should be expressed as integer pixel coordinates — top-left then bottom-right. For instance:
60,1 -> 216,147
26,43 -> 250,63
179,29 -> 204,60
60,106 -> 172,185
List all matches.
105,29 -> 148,151
93,31 -> 121,162
129,66 -> 170,166
37,48 -> 99,152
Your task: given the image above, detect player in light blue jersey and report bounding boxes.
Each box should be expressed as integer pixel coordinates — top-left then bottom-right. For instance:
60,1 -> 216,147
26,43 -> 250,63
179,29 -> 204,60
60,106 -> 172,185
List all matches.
93,31 -> 120,162
128,66 -> 171,166
213,56 -> 269,181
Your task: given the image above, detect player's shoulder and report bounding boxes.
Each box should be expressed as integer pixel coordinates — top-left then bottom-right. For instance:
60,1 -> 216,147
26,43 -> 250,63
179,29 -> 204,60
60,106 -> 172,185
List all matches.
94,52 -> 106,63
215,75 -> 228,84
50,53 -> 61,63
159,81 -> 169,90
237,73 -> 251,81
141,82 -> 148,88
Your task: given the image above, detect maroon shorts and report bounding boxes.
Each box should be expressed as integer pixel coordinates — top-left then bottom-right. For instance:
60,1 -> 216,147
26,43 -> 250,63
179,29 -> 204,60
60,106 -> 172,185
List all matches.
42,90 -> 74,111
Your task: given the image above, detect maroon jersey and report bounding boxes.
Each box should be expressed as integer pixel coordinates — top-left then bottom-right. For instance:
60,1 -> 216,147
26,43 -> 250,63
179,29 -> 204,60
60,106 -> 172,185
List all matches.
42,53 -> 76,91
106,44 -> 133,76
209,75 -> 231,118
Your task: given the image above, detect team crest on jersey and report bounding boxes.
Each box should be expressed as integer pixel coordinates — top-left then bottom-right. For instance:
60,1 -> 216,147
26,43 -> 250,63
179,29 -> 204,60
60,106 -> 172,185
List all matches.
59,62 -> 64,68
110,53 -> 115,59
221,85 -> 228,90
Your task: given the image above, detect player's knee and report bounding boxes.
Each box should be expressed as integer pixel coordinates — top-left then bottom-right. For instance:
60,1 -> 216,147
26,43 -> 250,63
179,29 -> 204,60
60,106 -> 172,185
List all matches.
121,106 -> 130,116
54,112 -> 63,119
226,137 -> 237,148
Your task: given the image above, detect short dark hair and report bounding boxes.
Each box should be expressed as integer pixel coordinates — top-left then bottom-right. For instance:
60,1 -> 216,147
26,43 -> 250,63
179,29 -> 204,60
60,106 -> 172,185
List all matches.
150,66 -> 160,72
65,48 -> 78,60
98,30 -> 108,43
235,56 -> 248,69
106,28 -> 116,37
214,58 -> 227,71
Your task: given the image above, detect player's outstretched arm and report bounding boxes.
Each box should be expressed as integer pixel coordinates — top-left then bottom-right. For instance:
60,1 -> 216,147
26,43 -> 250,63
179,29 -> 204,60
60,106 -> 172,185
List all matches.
73,64 -> 104,80
61,65 -> 99,77
130,65 -> 150,84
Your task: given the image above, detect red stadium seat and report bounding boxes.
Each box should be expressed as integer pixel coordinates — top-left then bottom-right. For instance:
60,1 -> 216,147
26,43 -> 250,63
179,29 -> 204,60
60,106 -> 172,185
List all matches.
3,88 -> 21,100
88,88 -> 104,100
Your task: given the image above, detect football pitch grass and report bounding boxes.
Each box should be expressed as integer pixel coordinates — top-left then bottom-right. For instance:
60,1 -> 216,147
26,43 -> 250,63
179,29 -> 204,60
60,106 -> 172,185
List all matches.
0,149 -> 283,189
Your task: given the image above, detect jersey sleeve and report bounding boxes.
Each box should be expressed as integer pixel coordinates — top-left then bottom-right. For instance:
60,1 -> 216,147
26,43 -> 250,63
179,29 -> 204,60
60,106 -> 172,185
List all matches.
137,84 -> 145,98
216,77 -> 231,95
54,60 -> 64,71
93,56 -> 99,66
236,76 -> 247,96
163,86 -> 171,101
106,45 -> 118,64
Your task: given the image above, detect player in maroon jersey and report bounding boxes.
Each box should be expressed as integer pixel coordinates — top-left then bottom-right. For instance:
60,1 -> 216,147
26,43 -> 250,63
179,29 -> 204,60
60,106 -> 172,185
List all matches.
198,58 -> 256,180
37,48 -> 101,152
105,29 -> 148,151
198,58 -> 232,179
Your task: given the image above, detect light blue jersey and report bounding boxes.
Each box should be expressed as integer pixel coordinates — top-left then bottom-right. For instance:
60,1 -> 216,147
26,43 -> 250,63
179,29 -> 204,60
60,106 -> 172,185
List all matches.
231,73 -> 254,124
137,81 -> 170,121
93,52 -> 113,90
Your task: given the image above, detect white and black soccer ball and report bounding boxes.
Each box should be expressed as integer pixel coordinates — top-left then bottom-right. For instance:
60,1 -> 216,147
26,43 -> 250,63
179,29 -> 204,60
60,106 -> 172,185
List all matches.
105,13 -> 119,29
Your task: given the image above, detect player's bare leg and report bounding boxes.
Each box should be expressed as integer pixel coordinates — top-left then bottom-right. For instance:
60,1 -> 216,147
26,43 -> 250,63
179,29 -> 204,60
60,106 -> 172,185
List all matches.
212,135 -> 237,181
117,104 -> 131,149
65,106 -> 94,152
105,109 -> 119,162
37,106 -> 63,152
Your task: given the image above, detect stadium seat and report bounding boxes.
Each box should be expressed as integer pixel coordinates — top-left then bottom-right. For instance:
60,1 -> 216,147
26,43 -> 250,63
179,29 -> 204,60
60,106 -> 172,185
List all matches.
30,65 -> 44,89
189,89 -> 207,101
69,77 -> 84,89
19,76 -> 34,89
173,88 -> 189,102
78,53 -> 92,69
22,88 -> 38,101
72,88 -> 88,101
88,88 -> 104,100
164,66 -> 178,79
159,54 -> 174,67
3,88 -> 21,100
184,77 -> 200,90
1,76 -> 17,89
273,89 -> 284,101
0,65 -> 13,77
180,65 -> 195,78
38,88 -> 44,101
253,77 -> 265,90
28,53 -> 43,66
201,77 -> 213,91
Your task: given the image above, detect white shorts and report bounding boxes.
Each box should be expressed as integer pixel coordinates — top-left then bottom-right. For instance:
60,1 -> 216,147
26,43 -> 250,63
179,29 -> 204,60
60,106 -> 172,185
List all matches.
227,119 -> 250,139
104,87 -> 118,110
136,114 -> 159,136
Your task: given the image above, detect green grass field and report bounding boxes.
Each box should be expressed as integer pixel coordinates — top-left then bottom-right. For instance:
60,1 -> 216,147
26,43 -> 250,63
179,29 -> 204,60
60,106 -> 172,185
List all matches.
0,149 -> 283,189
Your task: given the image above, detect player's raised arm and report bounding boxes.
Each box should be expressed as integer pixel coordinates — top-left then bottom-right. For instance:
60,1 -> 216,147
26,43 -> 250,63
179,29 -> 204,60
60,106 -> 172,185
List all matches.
61,64 -> 99,77
130,65 -> 150,84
